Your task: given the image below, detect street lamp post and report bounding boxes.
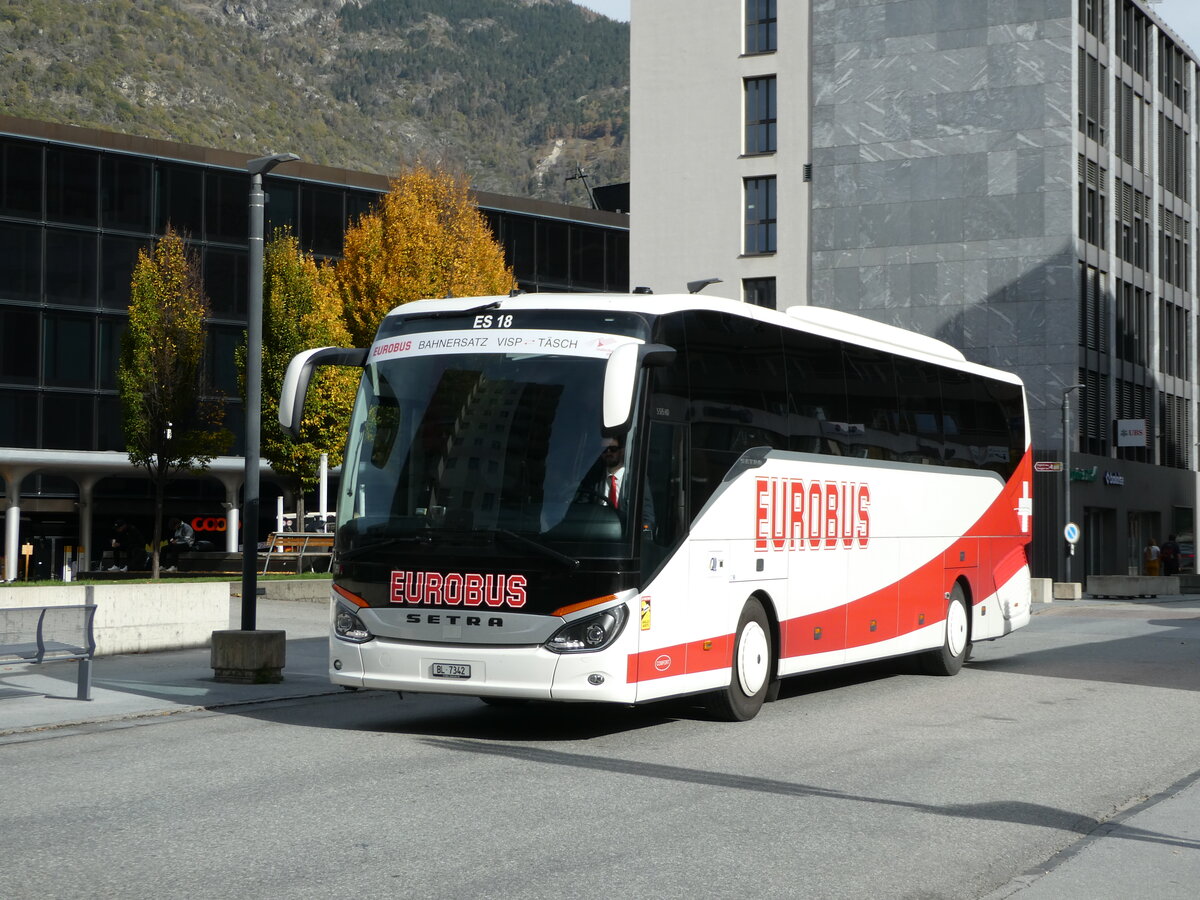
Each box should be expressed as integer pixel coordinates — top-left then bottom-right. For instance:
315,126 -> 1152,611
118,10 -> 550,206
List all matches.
1062,383 -> 1084,583
241,152 -> 299,631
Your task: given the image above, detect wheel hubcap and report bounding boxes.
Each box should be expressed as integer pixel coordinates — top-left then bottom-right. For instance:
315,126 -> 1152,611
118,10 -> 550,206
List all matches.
737,621 -> 770,696
946,598 -> 968,657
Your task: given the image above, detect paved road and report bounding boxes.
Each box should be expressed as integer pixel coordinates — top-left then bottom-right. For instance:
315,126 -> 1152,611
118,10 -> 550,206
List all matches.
2,598 -> 1198,898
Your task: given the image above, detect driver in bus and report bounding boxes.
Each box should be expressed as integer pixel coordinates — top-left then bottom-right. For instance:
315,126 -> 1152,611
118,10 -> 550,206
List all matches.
575,437 -> 656,533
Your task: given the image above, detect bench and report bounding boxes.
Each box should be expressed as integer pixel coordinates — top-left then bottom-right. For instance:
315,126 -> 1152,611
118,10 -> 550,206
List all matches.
261,532 -> 334,575
0,603 -> 97,700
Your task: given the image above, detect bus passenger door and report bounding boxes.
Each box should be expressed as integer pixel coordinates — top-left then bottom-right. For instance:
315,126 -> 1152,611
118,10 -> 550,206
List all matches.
640,420 -> 687,581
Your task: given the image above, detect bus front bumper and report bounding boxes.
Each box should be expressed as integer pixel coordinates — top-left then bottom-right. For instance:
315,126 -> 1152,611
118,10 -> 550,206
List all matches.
329,635 -> 637,704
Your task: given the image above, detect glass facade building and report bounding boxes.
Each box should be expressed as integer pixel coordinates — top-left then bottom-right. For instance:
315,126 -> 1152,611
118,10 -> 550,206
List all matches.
0,115 -> 628,576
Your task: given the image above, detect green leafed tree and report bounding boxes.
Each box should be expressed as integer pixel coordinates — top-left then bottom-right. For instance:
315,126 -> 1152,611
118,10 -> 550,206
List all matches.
119,228 -> 232,577
242,229 -> 358,526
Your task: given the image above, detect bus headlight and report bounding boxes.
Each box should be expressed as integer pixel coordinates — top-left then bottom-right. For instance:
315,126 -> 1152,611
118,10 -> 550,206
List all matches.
546,604 -> 628,653
334,603 -> 373,644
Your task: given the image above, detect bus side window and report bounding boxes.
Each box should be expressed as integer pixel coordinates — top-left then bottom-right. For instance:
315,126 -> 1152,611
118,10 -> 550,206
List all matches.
782,330 -> 848,456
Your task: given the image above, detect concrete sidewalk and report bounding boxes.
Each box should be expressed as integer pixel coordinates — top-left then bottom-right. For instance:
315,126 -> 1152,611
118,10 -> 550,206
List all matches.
0,596 -> 338,741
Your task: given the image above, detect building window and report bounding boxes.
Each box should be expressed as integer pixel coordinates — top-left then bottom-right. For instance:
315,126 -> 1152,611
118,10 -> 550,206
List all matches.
743,177 -> 776,255
743,277 -> 777,309
1078,264 -> 1107,353
1116,281 -> 1149,367
1078,156 -> 1106,249
745,0 -> 776,55
1160,300 -> 1189,379
1078,49 -> 1107,145
744,77 -> 777,155
1078,0 -> 1104,40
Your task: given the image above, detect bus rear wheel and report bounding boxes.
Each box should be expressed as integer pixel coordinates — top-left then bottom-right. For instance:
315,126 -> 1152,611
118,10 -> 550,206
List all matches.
920,584 -> 969,676
706,597 -> 773,722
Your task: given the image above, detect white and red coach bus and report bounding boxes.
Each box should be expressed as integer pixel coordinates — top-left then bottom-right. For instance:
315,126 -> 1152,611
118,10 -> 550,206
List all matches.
280,293 -> 1032,721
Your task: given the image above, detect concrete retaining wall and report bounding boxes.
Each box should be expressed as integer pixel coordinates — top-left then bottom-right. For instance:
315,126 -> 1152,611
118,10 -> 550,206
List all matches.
1086,575 -> 1180,598
255,578 -> 332,604
0,582 -> 229,656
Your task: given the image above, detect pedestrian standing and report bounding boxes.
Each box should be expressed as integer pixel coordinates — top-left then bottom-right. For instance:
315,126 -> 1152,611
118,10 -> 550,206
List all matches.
1161,534 -> 1181,576
1143,538 -> 1161,576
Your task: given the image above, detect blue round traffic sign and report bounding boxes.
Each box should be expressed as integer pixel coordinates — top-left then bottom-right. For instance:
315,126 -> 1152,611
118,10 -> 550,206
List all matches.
1063,522 -> 1081,544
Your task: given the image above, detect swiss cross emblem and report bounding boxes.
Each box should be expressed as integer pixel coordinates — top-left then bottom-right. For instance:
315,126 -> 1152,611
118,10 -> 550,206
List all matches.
1015,482 -> 1032,533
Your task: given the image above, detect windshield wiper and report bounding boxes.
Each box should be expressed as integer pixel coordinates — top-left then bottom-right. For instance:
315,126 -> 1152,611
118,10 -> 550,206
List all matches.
495,529 -> 580,569
337,534 -> 432,562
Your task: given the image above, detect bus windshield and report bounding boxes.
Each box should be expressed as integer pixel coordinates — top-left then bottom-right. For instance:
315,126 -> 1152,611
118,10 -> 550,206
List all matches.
338,320 -> 648,561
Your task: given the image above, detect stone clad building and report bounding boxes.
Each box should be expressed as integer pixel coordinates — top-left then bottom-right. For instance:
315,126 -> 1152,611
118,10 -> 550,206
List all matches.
631,0 -> 1198,578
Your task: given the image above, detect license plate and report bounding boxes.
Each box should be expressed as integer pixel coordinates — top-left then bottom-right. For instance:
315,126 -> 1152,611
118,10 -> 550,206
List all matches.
431,663 -> 472,679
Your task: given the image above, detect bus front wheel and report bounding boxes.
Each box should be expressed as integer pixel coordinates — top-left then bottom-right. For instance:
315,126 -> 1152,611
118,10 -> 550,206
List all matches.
920,584 -> 970,676
706,597 -> 773,722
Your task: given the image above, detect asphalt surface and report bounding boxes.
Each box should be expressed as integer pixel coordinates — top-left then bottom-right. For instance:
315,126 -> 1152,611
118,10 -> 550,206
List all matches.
2,594 -> 1198,898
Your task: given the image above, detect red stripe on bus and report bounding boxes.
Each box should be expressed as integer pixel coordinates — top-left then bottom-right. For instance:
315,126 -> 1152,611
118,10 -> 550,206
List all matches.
627,455 -> 1033,684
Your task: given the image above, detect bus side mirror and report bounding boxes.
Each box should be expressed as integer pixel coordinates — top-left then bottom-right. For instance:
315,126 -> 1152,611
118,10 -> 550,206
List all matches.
603,342 -> 676,431
279,346 -> 368,437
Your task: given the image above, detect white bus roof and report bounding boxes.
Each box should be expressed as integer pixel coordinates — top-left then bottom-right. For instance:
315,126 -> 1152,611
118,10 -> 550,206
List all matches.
384,293 -> 1019,385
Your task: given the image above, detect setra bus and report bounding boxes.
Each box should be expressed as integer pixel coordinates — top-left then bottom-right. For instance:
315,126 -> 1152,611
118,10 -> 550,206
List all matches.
280,293 -> 1032,721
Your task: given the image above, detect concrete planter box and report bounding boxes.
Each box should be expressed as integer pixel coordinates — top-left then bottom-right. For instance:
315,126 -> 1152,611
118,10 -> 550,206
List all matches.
0,582 -> 229,656
1086,575 -> 1179,598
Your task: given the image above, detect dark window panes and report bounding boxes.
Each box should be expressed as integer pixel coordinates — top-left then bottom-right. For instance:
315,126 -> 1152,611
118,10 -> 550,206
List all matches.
98,318 -> 128,389
97,394 -> 125,450
744,277 -> 776,309
0,389 -> 38,447
44,314 -> 95,388
206,324 -> 244,394
744,176 -> 777,255
0,223 -> 41,302
783,330 -> 847,455
500,215 -> 536,282
42,393 -> 94,450
45,230 -> 98,307
100,155 -> 153,232
264,178 -> 298,238
347,190 -> 378,227
100,235 -> 149,310
203,248 -> 248,317
892,357 -> 943,464
156,164 -> 204,236
46,148 -> 98,226
745,0 -> 777,54
940,370 -> 1023,479
300,185 -> 344,256
225,398 -> 246,456
537,220 -> 570,283
685,311 -> 787,516
572,227 -> 606,290
0,138 -> 42,218
0,307 -> 39,384
745,76 -> 777,154
205,171 -> 247,243
841,344 -> 899,460
605,230 -> 628,292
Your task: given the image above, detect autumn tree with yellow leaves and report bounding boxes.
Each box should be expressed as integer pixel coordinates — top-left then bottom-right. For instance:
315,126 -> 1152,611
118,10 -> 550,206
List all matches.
119,228 -> 231,577
241,229 -> 358,526
337,166 -> 516,346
